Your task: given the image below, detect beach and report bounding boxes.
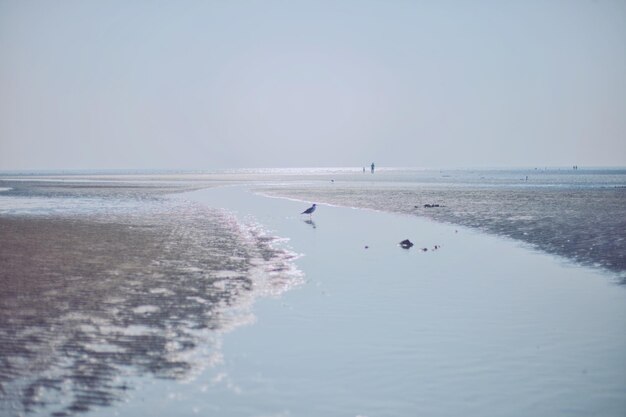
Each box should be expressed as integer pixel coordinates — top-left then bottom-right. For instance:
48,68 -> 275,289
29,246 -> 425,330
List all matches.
0,171 -> 625,416
259,168 -> 626,275
4,0 -> 625,414
0,180 -> 300,416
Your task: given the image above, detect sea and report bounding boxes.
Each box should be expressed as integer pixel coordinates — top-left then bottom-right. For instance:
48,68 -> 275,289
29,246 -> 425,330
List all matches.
0,167 -> 625,416
258,167 -> 626,275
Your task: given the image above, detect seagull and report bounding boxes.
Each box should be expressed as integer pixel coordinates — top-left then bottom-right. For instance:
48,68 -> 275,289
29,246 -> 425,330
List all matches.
301,203 -> 316,217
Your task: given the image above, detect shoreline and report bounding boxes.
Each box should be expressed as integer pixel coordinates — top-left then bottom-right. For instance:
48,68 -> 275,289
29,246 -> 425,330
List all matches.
0,187 -> 301,417
2,168 -> 625,277
259,184 -> 626,278
164,185 -> 626,417
1,178 -> 625,416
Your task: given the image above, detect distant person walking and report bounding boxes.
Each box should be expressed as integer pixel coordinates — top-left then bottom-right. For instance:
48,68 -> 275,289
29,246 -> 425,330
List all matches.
371,162 -> 375,174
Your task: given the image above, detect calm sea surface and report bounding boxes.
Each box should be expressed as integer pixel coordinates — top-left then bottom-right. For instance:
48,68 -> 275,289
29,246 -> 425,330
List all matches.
258,167 -> 626,275
0,167 -> 625,416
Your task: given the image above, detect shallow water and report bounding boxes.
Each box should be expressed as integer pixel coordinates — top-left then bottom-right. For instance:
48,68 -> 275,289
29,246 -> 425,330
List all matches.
259,168 -> 626,276
0,182 -> 301,416
1,170 -> 625,416
159,186 -> 626,417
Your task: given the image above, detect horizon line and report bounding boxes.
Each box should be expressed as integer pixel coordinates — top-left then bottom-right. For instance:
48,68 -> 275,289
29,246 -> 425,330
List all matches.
1,165 -> 625,175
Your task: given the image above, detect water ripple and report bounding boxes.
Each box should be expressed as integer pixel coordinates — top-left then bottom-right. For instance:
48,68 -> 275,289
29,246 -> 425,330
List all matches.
0,188 -> 301,416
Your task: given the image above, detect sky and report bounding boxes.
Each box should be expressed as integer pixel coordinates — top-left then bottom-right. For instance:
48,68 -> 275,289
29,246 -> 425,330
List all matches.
0,0 -> 625,170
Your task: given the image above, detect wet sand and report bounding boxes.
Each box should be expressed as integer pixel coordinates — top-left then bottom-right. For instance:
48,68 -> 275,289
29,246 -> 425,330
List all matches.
1,178 -> 625,416
261,184 -> 626,276
0,190 -> 299,416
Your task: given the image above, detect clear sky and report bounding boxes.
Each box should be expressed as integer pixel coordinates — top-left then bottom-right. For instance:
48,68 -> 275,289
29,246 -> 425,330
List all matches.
1,0 -> 625,170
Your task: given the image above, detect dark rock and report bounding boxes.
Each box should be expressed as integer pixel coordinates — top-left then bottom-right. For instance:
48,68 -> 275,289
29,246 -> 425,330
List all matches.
399,239 -> 414,249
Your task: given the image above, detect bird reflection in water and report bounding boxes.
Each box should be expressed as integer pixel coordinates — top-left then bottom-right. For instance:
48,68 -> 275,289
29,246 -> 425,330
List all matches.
303,219 -> 317,229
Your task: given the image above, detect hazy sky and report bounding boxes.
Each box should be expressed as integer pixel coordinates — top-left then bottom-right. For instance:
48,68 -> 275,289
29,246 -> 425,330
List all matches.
1,0 -> 625,170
